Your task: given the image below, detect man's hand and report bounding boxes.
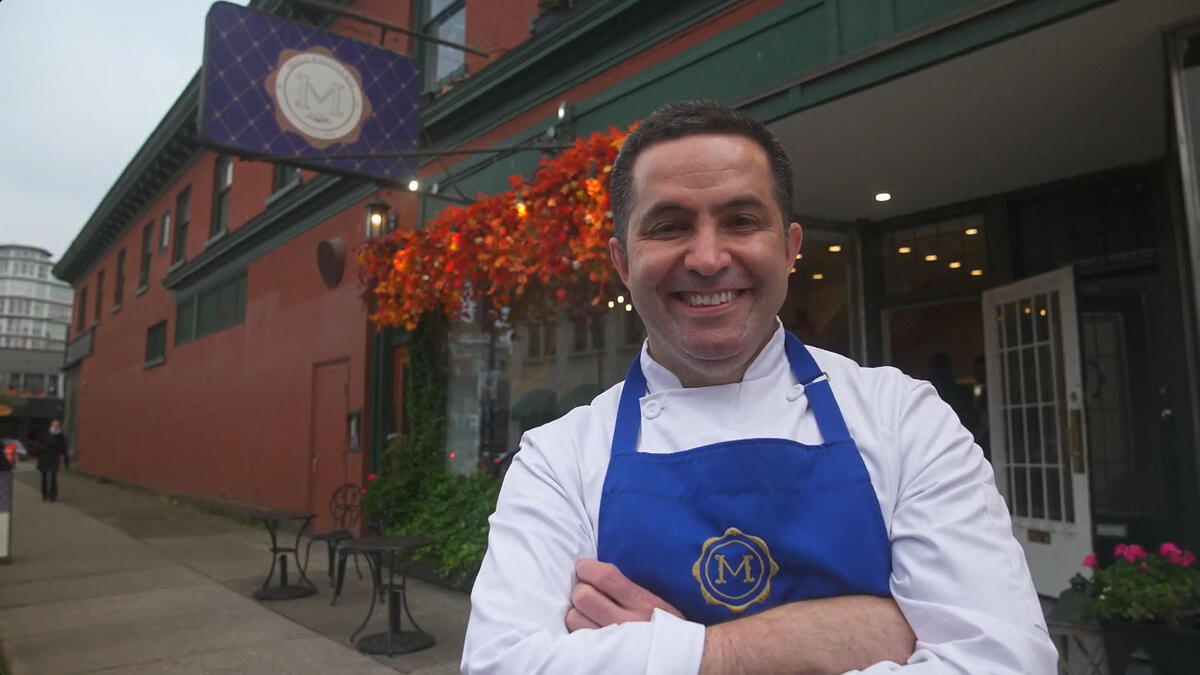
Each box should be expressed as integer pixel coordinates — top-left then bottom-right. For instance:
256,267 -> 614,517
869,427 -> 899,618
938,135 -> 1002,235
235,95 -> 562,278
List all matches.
565,559 -> 683,631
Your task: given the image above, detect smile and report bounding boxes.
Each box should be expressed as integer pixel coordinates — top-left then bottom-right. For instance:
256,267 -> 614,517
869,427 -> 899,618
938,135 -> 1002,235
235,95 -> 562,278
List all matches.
683,290 -> 738,307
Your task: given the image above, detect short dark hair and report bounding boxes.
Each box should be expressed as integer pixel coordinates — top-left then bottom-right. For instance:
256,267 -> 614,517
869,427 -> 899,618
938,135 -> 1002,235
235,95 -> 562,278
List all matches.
609,100 -> 794,244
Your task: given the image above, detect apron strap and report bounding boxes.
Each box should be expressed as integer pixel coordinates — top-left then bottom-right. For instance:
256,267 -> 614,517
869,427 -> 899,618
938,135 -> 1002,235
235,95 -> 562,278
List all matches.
610,332 -> 854,455
610,356 -> 647,456
784,332 -> 852,444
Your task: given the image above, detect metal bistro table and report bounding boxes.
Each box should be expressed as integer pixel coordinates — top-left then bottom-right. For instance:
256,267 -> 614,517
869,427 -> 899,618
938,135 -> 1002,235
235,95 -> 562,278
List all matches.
248,508 -> 318,601
334,535 -> 436,655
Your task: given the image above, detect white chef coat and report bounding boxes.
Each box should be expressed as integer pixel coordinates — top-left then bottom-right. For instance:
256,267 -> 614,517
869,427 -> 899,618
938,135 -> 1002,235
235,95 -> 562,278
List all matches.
462,325 -> 1058,674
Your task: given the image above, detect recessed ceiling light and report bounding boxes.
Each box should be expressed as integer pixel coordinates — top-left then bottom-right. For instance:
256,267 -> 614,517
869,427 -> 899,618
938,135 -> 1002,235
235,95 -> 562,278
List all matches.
1039,308 -> 1048,317
790,268 -> 796,274
795,253 -> 803,260
828,245 -> 842,253
948,261 -> 962,269
924,254 -> 938,262
964,227 -> 979,236
616,295 -> 625,303
624,304 -> 633,312
607,301 -> 615,309
875,192 -> 891,202
1024,306 -> 1032,314
970,269 -> 984,276
897,246 -> 911,254
812,273 -> 824,280
408,179 -> 420,191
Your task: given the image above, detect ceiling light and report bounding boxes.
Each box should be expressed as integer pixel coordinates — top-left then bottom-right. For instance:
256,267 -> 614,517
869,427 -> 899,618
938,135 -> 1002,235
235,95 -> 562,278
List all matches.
924,254 -> 938,262
1039,308 -> 1047,317
558,102 -> 568,121
897,246 -> 911,254
827,245 -> 842,253
607,300 -> 615,309
408,179 -> 419,191
948,261 -> 962,269
875,192 -> 891,202
964,227 -> 979,236
1024,306 -> 1032,314
795,253 -> 803,260
624,304 -> 633,312
616,295 -> 624,303
812,273 -> 824,280
970,269 -> 984,276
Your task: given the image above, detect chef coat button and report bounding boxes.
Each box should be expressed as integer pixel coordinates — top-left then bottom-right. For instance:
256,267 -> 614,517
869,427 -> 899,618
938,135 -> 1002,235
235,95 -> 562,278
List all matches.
643,400 -> 662,418
786,384 -> 804,402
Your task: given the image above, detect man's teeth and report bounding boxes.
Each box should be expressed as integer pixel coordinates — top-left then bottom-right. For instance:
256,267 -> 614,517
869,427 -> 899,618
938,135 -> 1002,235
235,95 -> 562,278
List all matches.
686,291 -> 735,307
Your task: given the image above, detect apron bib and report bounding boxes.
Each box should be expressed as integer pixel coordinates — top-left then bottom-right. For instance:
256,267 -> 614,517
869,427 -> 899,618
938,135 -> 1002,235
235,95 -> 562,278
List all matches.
596,332 -> 891,625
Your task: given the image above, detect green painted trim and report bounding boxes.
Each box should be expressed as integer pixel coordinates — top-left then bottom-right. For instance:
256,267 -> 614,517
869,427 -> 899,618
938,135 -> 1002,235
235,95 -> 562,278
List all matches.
55,73 -> 202,283
368,325 -> 388,474
422,0 -> 736,146
741,0 -> 1115,122
163,175 -> 373,294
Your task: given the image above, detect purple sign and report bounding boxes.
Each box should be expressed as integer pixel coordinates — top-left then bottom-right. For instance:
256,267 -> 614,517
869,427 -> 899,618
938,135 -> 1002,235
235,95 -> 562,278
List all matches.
200,2 -> 420,183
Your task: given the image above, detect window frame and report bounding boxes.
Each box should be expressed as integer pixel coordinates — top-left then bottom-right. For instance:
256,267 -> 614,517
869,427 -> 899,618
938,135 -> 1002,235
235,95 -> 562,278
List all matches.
211,155 -> 234,239
113,248 -> 126,309
139,222 -> 153,289
421,0 -> 467,90
144,319 -> 167,368
93,270 -> 105,323
172,187 -> 191,265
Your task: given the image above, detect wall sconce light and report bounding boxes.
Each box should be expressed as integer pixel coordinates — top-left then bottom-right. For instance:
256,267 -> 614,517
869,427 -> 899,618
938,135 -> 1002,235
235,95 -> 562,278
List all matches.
365,198 -> 391,238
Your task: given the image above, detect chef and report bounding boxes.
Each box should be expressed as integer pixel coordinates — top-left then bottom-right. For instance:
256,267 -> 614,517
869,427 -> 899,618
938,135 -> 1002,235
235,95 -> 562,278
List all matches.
462,100 -> 1057,674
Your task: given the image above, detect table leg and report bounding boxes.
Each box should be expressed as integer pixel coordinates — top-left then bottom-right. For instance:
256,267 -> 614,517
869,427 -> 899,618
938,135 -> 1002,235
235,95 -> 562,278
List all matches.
280,554 -> 289,587
354,550 -> 435,655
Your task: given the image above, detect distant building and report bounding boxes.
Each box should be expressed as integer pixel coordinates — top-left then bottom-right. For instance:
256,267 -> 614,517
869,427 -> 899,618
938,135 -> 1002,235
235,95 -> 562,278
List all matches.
0,244 -> 71,441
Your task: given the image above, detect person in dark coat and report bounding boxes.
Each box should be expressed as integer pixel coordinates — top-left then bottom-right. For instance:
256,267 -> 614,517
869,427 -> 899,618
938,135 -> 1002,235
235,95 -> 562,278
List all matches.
37,420 -> 68,502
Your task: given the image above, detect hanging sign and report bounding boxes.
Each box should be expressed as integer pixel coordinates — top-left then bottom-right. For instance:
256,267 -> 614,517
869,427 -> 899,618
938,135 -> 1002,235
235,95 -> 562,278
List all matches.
200,2 -> 421,183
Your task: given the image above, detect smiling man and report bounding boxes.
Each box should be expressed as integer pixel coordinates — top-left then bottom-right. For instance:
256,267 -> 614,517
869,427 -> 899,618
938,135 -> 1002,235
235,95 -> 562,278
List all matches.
462,101 -> 1057,674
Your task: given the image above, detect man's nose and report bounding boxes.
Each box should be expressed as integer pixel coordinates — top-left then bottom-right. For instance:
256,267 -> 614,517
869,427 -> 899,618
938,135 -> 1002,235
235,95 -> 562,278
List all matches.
684,225 -> 731,275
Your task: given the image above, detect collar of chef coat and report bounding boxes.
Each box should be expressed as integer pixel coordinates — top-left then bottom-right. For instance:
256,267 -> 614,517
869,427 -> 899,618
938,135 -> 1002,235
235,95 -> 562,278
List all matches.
638,320 -> 787,394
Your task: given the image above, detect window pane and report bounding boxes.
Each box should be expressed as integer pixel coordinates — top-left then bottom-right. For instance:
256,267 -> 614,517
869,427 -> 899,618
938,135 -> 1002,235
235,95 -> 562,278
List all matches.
196,290 -> 218,337
175,298 -> 195,345
218,281 -> 236,329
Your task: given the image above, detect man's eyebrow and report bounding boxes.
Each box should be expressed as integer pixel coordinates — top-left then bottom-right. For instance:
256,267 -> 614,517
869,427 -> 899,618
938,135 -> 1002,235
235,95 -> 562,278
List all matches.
641,201 -> 694,221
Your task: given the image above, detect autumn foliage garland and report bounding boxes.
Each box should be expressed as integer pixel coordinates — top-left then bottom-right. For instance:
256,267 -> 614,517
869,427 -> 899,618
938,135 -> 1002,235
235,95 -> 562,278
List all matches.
358,124 -> 633,331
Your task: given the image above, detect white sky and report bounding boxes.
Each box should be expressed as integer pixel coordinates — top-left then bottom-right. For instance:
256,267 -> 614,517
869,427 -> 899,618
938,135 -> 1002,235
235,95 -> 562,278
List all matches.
0,1 -> 246,262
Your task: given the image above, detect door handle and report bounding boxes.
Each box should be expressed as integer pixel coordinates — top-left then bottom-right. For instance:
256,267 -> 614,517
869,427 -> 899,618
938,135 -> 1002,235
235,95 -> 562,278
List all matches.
1067,408 -> 1084,474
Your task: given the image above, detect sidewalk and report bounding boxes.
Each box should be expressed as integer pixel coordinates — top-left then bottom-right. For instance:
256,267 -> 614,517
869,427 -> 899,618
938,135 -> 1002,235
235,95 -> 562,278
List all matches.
0,467 -> 470,674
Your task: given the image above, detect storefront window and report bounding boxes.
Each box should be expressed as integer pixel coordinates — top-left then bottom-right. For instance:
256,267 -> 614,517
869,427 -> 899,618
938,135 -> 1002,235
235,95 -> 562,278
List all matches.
884,215 -> 987,297
781,229 -> 862,360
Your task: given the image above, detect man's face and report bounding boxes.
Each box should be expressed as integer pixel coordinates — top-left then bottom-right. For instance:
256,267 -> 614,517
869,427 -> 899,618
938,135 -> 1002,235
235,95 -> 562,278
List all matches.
609,134 -> 802,386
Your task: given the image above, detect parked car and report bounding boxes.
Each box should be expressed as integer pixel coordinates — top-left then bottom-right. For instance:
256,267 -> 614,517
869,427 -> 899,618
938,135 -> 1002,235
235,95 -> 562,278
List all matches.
2,438 -> 29,461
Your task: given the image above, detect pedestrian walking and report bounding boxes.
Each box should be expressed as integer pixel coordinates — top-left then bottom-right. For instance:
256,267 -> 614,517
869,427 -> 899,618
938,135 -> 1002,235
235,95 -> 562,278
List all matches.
37,420 -> 68,502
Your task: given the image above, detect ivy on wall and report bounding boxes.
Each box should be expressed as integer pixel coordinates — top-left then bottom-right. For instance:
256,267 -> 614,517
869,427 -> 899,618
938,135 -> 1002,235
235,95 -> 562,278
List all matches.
363,313 -> 501,584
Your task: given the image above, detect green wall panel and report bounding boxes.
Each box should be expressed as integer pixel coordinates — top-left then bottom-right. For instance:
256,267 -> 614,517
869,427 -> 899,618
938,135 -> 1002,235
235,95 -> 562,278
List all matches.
837,0 -> 891,55
894,0 -> 988,32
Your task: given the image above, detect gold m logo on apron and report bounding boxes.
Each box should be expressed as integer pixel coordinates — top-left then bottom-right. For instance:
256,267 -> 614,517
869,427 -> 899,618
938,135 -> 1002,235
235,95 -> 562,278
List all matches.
692,527 -> 780,613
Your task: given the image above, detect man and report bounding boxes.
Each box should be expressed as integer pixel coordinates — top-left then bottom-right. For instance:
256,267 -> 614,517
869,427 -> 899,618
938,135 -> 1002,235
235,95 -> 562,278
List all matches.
37,420 -> 68,502
462,101 -> 1056,673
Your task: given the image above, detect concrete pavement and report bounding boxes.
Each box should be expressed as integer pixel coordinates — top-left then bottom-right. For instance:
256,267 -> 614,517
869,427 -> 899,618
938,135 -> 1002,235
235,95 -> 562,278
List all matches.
0,466 -> 470,674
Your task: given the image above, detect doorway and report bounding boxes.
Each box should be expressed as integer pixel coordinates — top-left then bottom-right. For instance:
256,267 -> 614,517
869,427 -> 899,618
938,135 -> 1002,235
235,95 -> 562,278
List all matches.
308,359 -> 350,532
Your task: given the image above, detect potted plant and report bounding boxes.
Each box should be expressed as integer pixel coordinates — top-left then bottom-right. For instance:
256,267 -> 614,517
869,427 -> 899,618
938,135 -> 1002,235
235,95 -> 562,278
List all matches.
1080,543 -> 1200,673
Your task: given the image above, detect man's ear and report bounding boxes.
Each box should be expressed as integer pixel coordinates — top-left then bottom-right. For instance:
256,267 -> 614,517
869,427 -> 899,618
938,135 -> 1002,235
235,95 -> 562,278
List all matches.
609,236 -> 631,286
787,222 -> 803,261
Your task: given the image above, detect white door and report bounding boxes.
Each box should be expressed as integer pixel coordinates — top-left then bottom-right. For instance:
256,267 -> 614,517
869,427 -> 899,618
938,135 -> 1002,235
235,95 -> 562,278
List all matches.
982,266 -> 1091,597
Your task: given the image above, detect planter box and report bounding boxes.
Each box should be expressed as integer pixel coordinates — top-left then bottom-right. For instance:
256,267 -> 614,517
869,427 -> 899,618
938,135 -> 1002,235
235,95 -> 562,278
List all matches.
1101,620 -> 1200,674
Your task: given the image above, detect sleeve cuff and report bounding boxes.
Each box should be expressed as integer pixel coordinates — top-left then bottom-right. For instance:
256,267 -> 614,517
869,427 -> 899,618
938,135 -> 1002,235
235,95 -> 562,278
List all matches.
645,608 -> 706,675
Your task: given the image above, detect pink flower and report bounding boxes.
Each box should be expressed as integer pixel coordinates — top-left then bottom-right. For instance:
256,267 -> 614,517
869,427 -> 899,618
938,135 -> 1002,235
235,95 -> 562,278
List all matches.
1082,553 -> 1099,568
1117,544 -> 1148,563
367,473 -> 377,482
1183,551 -> 1196,568
1141,561 -> 1149,571
1160,542 -> 1183,557
360,487 -> 368,494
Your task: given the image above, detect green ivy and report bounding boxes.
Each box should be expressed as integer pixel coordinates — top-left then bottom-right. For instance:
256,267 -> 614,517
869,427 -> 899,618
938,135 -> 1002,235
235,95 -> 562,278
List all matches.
364,313 -> 502,584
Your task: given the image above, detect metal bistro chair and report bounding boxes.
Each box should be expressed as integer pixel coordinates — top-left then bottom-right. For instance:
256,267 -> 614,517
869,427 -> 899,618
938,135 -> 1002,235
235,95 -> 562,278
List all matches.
303,483 -> 364,587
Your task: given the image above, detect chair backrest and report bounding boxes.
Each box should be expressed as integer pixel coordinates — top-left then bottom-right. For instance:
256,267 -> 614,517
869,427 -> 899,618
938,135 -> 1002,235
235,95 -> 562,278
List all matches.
328,482 -> 363,531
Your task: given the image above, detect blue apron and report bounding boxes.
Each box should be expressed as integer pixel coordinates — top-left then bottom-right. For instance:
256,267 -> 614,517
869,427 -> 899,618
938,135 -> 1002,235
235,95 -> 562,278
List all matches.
596,332 -> 891,625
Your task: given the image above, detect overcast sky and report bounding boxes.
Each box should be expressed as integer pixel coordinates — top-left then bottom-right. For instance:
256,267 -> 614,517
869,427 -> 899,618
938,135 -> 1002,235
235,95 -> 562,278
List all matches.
0,1 -> 246,261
